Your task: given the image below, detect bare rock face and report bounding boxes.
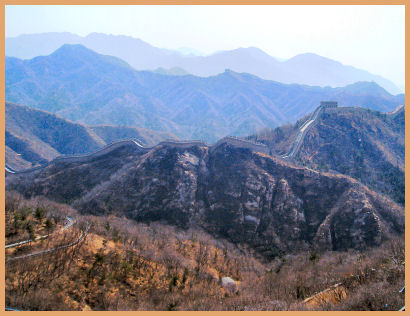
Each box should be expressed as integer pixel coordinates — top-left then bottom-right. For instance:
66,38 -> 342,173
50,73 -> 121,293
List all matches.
221,277 -> 238,293
6,141 -> 404,257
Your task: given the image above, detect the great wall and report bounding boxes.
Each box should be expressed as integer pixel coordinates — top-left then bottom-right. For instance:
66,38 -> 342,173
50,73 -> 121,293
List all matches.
387,104 -> 405,116
281,103 -> 329,159
8,101 -> 401,175
4,102 -> 342,175
5,136 -> 269,175
210,136 -> 269,154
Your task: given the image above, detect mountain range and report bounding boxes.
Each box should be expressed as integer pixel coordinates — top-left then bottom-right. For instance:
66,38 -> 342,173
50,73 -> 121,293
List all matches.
5,44 -> 404,143
6,32 -> 402,94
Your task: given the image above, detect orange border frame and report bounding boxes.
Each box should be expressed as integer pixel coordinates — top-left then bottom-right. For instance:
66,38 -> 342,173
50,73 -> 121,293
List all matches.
0,3 -> 407,315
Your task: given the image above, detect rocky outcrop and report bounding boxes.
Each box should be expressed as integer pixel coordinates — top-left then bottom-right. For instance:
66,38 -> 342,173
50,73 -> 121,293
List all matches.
221,277 -> 238,293
6,141 -> 404,257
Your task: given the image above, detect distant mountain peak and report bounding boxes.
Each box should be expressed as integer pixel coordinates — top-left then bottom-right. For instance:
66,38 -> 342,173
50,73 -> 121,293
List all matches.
245,46 -> 272,54
48,43 -> 133,69
48,44 -> 101,62
342,81 -> 390,97
52,43 -> 93,54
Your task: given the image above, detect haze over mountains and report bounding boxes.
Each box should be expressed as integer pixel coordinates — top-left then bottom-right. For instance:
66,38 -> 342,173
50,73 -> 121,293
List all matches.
5,33 -> 405,248
5,44 -> 404,142
6,32 -> 402,94
5,29 -> 405,312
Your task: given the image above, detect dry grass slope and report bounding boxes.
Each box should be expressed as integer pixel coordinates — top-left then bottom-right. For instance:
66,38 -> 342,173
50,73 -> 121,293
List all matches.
5,192 -> 404,311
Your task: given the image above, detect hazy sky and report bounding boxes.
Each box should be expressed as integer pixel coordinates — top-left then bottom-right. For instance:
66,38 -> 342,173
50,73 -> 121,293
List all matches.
5,5 -> 405,88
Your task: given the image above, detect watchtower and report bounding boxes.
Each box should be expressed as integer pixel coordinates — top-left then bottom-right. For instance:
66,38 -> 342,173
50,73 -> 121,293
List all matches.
320,101 -> 338,108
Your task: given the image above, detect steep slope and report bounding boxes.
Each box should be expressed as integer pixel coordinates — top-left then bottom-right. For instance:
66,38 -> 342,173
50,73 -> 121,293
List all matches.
5,146 -> 33,171
5,102 -> 178,170
248,106 -> 405,204
6,139 -> 404,255
5,45 -> 404,142
5,192 -> 404,311
6,32 -> 401,94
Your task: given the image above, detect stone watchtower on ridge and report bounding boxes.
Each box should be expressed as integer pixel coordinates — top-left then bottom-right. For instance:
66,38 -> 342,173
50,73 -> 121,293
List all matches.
320,101 -> 338,108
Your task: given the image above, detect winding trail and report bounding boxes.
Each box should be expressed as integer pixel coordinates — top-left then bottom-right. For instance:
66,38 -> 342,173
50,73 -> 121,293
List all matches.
5,219 -> 89,311
5,307 -> 22,311
5,166 -> 15,174
5,216 -> 75,249
6,221 -> 89,263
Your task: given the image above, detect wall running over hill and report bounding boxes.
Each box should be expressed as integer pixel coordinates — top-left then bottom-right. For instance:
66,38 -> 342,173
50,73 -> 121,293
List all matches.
6,137 -> 269,174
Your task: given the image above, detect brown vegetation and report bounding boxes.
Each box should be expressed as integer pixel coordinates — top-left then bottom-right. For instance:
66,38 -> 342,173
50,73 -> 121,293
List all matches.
5,192 -> 404,311
5,191 -> 75,245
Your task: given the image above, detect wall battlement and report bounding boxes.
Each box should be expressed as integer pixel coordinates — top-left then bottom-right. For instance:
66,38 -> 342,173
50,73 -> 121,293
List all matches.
211,136 -> 269,154
159,140 -> 208,149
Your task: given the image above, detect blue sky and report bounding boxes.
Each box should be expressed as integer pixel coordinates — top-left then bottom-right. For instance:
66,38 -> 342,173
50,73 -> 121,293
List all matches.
5,5 -> 405,88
